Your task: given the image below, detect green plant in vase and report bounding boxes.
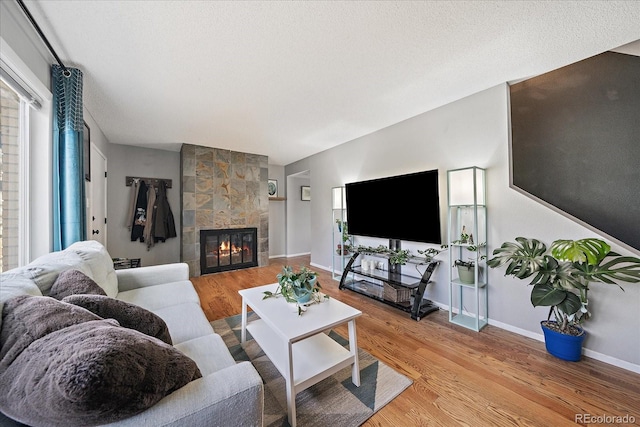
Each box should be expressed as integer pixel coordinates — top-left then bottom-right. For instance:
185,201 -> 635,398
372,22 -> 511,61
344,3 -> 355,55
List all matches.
452,226 -> 486,284
335,219 -> 352,255
263,266 -> 328,315
388,248 -> 411,266
417,247 -> 444,262
487,237 -> 640,361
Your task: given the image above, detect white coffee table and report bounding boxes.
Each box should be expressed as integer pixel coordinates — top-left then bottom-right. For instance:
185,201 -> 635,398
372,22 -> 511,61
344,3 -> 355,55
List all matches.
239,283 -> 361,427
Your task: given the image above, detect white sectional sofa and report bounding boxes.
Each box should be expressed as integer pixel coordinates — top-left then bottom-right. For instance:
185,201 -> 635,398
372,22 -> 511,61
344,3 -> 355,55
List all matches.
0,240 -> 264,427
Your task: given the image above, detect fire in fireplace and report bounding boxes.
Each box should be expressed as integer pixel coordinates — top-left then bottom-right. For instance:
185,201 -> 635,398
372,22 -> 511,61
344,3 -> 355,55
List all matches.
200,228 -> 258,274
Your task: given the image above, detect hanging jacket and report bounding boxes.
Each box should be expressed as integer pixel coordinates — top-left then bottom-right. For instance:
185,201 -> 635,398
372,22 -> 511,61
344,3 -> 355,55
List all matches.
153,180 -> 176,242
130,180 -> 148,242
126,179 -> 140,230
144,184 -> 157,250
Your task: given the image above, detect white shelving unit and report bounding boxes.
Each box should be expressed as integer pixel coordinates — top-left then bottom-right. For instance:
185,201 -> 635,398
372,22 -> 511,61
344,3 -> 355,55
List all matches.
331,187 -> 351,281
447,167 -> 488,331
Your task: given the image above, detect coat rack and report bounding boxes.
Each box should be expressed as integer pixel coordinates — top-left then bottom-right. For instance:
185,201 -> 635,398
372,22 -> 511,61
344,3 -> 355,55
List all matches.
125,176 -> 172,188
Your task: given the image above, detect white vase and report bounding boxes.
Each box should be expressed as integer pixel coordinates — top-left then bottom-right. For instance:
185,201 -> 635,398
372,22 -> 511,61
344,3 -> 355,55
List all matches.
457,265 -> 475,284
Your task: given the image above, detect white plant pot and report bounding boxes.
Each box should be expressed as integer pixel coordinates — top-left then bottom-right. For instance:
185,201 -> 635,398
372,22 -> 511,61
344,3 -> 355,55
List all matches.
457,265 -> 475,284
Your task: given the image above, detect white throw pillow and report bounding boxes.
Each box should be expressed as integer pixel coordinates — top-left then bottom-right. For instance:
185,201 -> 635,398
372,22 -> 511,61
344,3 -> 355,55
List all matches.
0,271 -> 43,331
67,240 -> 118,298
23,251 -> 93,295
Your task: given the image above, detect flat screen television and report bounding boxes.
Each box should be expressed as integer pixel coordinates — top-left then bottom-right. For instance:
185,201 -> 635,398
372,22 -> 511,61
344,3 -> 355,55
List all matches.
345,169 -> 441,244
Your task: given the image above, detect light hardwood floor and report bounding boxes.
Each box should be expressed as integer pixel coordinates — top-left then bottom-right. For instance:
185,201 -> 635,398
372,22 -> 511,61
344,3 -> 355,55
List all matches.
191,256 -> 640,426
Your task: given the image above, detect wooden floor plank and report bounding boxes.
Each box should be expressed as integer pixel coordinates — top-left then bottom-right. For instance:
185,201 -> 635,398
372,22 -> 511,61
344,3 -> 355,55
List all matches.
191,256 -> 640,426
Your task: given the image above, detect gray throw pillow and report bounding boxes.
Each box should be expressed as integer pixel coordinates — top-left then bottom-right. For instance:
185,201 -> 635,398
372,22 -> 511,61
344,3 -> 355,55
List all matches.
48,269 -> 107,300
63,294 -> 172,345
0,320 -> 201,426
0,295 -> 104,372
0,296 -> 201,427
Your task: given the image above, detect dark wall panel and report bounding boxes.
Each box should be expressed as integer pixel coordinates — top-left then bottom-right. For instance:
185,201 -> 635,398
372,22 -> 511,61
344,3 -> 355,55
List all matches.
510,51 -> 640,250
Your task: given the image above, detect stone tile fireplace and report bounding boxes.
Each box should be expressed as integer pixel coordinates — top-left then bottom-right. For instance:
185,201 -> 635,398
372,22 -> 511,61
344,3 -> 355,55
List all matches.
180,144 -> 269,277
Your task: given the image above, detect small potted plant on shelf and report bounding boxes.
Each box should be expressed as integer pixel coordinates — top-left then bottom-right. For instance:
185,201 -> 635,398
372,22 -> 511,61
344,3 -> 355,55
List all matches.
487,237 -> 640,361
454,259 -> 476,284
335,220 -> 352,255
452,227 -> 486,285
263,266 -> 328,315
353,244 -> 444,267
417,247 -> 444,262
388,248 -> 411,266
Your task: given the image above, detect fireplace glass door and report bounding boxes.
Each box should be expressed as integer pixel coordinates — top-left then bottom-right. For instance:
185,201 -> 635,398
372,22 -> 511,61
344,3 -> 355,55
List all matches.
200,228 -> 257,274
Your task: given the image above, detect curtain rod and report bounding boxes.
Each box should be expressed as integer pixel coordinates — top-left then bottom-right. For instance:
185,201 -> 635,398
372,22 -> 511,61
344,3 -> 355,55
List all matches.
15,0 -> 70,76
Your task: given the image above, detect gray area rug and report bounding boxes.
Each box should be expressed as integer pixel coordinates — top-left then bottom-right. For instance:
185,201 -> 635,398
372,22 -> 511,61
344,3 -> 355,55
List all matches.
211,313 -> 412,427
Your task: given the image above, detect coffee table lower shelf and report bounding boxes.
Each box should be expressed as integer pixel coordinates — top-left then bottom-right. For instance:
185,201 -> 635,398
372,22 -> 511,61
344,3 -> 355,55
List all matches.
246,318 -> 355,392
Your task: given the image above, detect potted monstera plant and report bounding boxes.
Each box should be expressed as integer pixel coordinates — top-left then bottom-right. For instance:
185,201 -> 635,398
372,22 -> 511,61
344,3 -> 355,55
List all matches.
488,237 -> 640,361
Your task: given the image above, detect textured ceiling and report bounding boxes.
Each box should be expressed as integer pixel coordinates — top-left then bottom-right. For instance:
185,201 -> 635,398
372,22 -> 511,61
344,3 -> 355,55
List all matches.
25,1 -> 640,165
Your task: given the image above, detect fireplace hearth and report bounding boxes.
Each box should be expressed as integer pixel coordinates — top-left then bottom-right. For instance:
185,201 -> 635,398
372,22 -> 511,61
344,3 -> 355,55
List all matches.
200,228 -> 258,274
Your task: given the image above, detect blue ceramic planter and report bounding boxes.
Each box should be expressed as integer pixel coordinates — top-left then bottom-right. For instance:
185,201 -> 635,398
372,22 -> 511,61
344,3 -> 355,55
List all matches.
541,321 -> 586,362
293,277 -> 316,304
294,291 -> 312,304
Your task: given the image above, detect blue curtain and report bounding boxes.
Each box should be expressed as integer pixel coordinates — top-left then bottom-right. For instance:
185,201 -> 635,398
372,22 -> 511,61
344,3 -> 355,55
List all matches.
52,64 -> 86,250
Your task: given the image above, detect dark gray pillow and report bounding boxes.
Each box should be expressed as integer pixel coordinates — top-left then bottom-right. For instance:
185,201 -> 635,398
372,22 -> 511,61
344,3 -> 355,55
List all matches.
0,295 -> 104,372
48,269 -> 107,300
0,296 -> 201,427
0,320 -> 201,427
63,294 -> 172,345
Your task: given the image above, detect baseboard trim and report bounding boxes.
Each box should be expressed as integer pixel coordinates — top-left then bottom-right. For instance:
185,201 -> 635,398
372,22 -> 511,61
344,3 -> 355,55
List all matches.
487,318 -> 545,342
310,262 -> 333,273
487,319 -> 640,374
581,348 -> 640,374
286,252 -> 311,258
430,302 -> 640,374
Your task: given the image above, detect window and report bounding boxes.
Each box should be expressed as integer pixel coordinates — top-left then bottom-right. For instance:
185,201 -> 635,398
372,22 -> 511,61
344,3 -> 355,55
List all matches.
0,78 -> 28,271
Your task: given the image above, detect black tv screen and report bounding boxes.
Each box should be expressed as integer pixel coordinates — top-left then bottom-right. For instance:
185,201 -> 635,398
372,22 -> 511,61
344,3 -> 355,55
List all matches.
345,170 -> 441,244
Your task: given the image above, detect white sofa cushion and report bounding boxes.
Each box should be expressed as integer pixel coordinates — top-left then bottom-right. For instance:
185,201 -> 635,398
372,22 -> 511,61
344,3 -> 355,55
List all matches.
174,334 -> 237,376
153,302 -> 214,344
115,263 -> 189,292
116,280 -> 200,311
99,362 -> 264,427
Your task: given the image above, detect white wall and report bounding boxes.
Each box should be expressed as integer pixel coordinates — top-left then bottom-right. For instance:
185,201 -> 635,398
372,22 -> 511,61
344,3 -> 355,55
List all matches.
286,173 -> 311,256
268,164 -> 286,258
286,83 -> 640,369
106,144 -> 181,266
83,109 -> 109,156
